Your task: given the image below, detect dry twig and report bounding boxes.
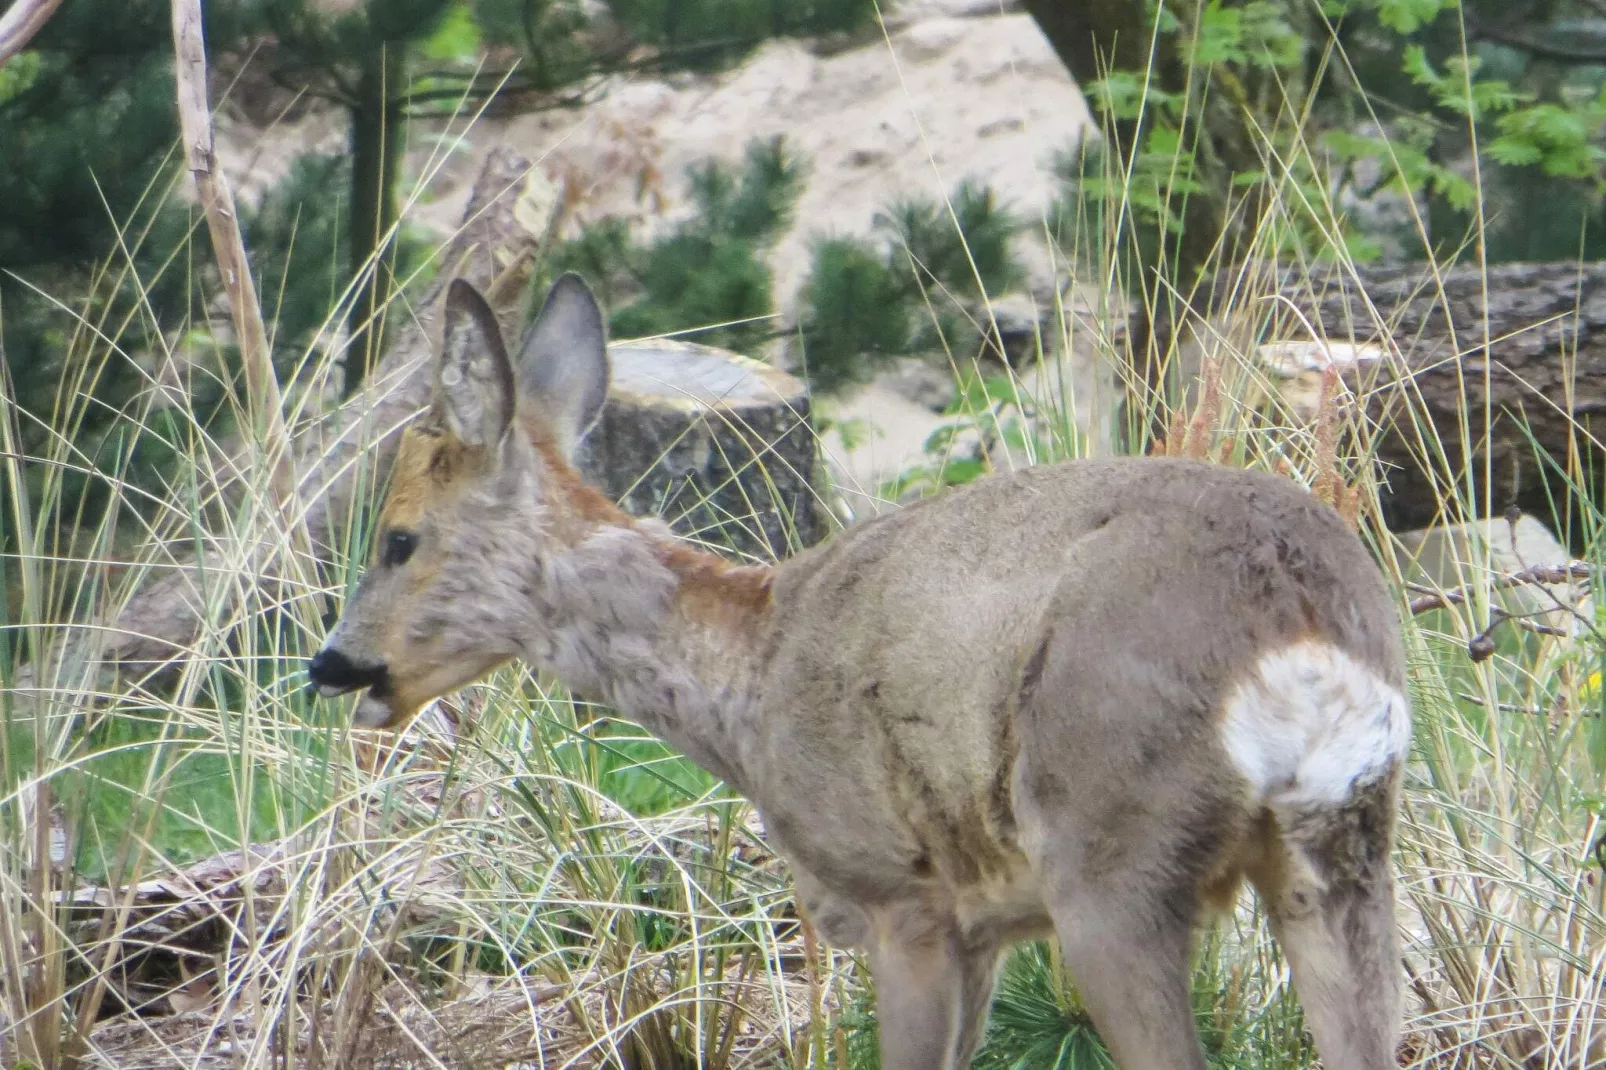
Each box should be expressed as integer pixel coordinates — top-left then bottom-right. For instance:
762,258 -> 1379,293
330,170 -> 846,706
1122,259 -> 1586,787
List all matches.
0,0 -> 63,67
170,0 -> 297,511
1409,560 -> 1596,661
1407,563 -> 1598,616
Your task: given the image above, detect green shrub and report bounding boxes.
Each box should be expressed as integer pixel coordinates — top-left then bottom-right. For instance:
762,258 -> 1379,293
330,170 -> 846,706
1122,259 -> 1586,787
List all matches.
876,178 -> 1025,302
547,135 -> 805,353
796,237 -> 911,393
798,179 -> 1026,393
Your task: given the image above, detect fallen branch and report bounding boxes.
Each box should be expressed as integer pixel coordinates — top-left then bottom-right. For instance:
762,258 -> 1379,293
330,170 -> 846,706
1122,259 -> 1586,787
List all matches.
1408,560 -> 1597,662
1407,562 -> 1598,616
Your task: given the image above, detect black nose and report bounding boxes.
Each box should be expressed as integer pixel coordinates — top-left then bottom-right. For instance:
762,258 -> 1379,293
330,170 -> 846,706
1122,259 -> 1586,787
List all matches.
307,648 -> 389,696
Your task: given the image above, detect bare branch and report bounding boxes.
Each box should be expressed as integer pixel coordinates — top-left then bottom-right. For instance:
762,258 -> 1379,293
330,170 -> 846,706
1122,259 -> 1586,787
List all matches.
171,0 -> 288,473
1407,562 -> 1597,616
0,0 -> 64,67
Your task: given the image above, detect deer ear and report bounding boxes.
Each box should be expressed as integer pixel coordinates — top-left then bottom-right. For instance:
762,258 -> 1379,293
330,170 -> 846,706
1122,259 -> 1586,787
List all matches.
436,279 -> 517,448
515,273 -> 610,458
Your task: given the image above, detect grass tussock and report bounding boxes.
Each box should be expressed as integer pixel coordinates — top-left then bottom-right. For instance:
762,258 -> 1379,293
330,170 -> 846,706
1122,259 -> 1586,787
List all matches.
3,29 -> 1606,1070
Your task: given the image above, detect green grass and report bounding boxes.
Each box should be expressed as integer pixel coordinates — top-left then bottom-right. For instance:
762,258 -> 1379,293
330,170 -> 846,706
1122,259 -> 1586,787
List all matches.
534,705 -> 726,817
37,714 -> 292,882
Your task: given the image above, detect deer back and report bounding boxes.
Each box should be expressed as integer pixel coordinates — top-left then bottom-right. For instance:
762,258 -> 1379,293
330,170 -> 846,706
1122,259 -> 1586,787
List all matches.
743,457 -> 1404,896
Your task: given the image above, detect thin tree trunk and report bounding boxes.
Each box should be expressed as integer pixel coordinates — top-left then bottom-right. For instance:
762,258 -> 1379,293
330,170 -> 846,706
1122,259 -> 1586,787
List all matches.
1024,0 -> 1309,445
344,42 -> 406,398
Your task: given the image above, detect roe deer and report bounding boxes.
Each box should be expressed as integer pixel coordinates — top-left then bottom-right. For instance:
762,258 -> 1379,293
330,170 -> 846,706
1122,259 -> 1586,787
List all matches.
310,274 -> 1412,1070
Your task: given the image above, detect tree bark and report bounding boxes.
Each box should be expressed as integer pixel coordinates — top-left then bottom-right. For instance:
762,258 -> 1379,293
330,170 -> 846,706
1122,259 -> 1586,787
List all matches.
1269,260 -> 1606,547
575,338 -> 826,560
1021,0 -> 1157,98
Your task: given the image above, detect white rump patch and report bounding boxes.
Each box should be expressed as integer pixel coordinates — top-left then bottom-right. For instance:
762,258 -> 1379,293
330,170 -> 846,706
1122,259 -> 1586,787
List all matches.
1221,641 -> 1411,809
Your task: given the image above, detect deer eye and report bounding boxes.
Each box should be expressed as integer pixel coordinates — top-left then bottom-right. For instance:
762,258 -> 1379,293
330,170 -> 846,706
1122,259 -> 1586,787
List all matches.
380,529 -> 418,568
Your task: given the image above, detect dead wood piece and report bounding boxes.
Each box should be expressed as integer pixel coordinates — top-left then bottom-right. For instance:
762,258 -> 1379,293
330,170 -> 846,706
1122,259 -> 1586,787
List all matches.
53,778 -> 468,1023
1406,561 -> 1598,615
1275,260 -> 1606,543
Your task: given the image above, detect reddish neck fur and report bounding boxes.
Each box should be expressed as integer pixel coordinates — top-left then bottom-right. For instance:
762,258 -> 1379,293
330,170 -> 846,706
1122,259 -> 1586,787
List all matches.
524,415 -> 777,634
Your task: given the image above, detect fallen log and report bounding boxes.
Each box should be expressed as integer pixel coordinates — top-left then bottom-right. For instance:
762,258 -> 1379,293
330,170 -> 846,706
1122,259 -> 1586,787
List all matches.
1296,260 -> 1606,546
1158,260 -> 1606,547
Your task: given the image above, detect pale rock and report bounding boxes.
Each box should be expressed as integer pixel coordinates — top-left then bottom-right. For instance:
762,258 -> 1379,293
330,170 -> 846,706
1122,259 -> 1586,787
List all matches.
881,356 -> 958,411
894,18 -> 971,63
982,291 -> 1048,365
213,3 -> 1110,473
887,0 -> 1025,22
820,378 -> 975,520
388,10 -> 1091,322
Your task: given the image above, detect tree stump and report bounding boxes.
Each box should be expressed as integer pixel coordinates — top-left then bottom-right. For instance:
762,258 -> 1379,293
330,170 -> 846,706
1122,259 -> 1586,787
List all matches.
574,337 -> 826,561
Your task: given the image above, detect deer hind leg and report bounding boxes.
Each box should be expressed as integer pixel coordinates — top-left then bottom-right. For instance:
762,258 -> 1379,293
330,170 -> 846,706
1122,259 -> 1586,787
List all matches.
1045,881 -> 1210,1070
1247,782 -> 1404,1070
1019,774 -> 1236,1068
1224,641 -> 1411,1070
867,903 -> 1001,1070
950,933 -> 1006,1067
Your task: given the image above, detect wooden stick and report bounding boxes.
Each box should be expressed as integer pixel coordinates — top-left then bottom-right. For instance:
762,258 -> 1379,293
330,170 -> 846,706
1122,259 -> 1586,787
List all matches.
0,0 -> 63,67
1407,562 -> 1597,616
169,0 -> 313,603
171,0 -> 286,475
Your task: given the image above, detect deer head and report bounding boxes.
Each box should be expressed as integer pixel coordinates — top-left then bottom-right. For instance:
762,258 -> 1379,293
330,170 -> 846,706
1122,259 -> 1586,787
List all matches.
308,274 -> 613,728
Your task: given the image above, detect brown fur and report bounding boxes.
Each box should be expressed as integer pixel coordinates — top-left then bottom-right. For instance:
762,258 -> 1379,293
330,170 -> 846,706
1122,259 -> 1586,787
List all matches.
377,428 -> 473,536
521,409 -> 776,630
522,413 -> 628,528
313,276 -> 1413,1070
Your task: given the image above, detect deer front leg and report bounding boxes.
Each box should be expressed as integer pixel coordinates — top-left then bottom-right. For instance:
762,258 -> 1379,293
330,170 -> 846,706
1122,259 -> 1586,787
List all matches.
868,904 -> 1000,1070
